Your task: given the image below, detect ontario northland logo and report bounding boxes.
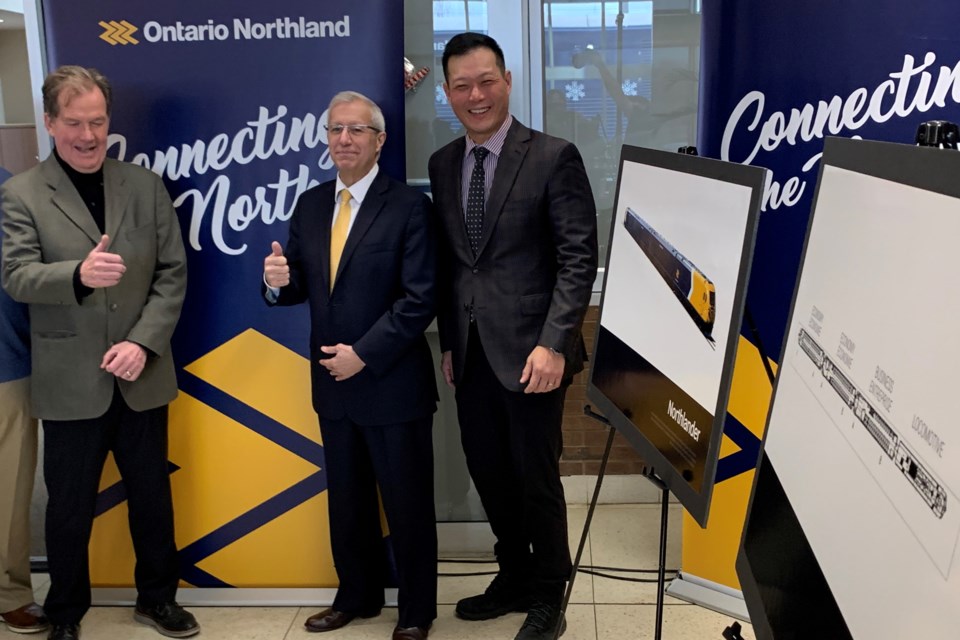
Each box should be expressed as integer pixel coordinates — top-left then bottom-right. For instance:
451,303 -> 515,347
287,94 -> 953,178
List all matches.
99,20 -> 139,45
98,16 -> 350,45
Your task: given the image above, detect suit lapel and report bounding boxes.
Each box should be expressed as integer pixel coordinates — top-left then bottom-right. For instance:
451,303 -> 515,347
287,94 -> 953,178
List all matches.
318,182 -> 335,294
42,156 -> 101,245
103,160 -> 132,241
440,140 -> 474,261
331,171 -> 387,291
476,120 -> 529,259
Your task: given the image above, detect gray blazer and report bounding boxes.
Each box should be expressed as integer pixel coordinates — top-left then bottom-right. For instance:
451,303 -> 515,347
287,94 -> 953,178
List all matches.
429,118 -> 598,391
1,155 -> 187,420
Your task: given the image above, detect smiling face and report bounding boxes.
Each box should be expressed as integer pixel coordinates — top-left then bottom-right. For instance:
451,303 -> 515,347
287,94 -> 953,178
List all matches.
327,99 -> 386,186
44,87 -> 109,174
443,46 -> 512,144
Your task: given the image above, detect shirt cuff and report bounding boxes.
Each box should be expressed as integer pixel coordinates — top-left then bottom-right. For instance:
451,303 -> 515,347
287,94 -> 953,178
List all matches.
73,264 -> 94,303
263,274 -> 280,303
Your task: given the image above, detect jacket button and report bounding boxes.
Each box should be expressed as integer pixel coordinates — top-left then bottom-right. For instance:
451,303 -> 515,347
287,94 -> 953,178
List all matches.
109,303 -> 118,311
472,268 -> 478,274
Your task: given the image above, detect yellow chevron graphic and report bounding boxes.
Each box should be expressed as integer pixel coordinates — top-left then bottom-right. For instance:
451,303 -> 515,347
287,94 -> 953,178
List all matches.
90,329 -> 339,588
98,20 -> 139,45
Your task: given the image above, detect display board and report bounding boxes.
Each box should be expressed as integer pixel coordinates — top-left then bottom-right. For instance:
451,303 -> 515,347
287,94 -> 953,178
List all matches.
742,136 -> 960,638
587,145 -> 764,525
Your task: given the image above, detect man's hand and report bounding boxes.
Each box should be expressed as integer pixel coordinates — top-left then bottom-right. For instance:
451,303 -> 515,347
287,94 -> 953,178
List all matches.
101,341 -> 147,381
264,241 -> 289,288
440,350 -> 455,389
80,235 -> 125,288
319,344 -> 365,381
519,345 -> 565,394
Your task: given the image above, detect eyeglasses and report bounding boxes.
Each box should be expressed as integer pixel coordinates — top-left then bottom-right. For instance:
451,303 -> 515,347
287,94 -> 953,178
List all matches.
325,123 -> 381,136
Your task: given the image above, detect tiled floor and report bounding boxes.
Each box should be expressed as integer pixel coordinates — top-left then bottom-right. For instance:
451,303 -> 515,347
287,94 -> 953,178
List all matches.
12,505 -> 753,639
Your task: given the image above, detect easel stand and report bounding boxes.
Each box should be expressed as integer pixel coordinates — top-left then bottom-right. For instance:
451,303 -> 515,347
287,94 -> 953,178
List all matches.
722,621 -> 747,640
555,405 -> 672,640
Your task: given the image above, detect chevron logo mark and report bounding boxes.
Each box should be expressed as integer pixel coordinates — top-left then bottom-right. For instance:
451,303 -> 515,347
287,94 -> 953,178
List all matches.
99,20 -> 139,45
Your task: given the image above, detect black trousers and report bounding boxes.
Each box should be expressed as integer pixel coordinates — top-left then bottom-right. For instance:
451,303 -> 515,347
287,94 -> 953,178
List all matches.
456,327 -> 572,603
42,386 -> 179,625
319,414 -> 437,629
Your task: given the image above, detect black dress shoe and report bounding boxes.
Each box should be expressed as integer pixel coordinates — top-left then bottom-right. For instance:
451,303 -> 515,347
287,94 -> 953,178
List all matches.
1,602 -> 49,633
393,624 -> 430,640
133,602 -> 200,638
304,607 -> 380,633
455,571 -> 533,620
47,623 -> 80,640
514,601 -> 566,640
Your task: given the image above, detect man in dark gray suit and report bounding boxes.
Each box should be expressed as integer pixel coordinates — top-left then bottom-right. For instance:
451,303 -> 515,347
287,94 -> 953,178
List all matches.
428,33 -> 598,640
1,66 -> 197,640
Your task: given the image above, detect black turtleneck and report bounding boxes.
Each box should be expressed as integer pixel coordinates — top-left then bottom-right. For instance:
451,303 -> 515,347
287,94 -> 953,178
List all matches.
55,150 -> 105,302
54,149 -> 105,233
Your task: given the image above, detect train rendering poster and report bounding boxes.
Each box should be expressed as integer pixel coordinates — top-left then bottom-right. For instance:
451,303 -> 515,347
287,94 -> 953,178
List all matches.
760,138 -> 960,639
588,146 -> 764,524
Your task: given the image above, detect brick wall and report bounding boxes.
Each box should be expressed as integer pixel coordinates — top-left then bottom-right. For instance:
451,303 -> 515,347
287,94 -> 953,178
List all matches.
560,306 -> 647,475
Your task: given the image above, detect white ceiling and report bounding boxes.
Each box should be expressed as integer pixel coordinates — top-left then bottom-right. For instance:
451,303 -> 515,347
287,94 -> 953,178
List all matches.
0,0 -> 24,31
0,8 -> 24,31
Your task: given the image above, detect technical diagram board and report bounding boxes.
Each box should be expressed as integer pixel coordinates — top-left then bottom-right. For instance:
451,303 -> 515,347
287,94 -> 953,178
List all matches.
587,145 -> 764,526
750,137 -> 960,639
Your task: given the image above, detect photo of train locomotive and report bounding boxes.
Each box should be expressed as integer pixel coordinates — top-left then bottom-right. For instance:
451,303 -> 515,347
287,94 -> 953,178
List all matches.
797,327 -> 947,518
623,208 -> 716,343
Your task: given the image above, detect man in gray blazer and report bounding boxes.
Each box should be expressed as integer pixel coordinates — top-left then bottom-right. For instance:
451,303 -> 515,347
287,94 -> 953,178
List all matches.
428,33 -> 598,640
0,66 -> 197,640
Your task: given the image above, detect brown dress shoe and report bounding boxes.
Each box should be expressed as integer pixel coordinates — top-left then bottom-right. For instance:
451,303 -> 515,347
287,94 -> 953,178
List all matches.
304,607 -> 380,633
1,602 -> 50,633
393,624 -> 430,640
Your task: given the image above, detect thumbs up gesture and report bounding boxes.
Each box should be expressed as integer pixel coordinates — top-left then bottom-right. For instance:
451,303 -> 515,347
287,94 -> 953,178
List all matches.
264,241 -> 290,288
79,234 -> 126,288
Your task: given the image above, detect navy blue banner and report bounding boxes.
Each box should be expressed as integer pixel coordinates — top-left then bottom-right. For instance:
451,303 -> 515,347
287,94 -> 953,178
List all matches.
41,0 -> 405,588
42,0 -> 405,366
699,3 -> 960,359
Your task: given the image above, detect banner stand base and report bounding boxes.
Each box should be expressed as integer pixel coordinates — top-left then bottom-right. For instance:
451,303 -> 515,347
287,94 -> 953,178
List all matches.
92,587 -> 398,607
665,573 -> 749,622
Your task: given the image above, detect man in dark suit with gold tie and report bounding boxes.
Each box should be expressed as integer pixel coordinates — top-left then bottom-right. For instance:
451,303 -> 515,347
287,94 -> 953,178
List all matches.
428,33 -> 598,640
263,91 -> 437,640
1,66 -> 196,640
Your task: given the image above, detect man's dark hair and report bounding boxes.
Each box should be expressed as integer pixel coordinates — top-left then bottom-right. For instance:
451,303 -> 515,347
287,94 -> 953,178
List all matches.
441,32 -> 506,81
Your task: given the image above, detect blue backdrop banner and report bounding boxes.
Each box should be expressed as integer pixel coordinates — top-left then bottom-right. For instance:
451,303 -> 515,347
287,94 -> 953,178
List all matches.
675,2 -> 960,609
699,2 -> 960,358
40,0 -> 404,589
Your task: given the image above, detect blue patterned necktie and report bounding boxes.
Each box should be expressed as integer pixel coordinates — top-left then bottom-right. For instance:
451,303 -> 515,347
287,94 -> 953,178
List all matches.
465,146 -> 489,255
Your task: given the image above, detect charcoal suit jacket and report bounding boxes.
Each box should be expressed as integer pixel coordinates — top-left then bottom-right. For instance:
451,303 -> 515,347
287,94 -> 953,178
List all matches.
428,118 -> 598,391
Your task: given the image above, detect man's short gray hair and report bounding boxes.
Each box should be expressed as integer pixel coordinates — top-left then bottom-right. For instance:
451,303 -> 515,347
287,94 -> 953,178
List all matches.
327,91 -> 386,132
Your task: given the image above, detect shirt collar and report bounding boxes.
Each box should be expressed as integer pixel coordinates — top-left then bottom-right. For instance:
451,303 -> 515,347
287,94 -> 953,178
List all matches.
53,147 -> 104,187
336,163 -> 379,203
465,114 -> 513,159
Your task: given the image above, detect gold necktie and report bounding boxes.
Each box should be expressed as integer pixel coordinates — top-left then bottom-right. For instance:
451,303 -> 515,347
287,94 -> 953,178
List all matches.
330,188 -> 352,291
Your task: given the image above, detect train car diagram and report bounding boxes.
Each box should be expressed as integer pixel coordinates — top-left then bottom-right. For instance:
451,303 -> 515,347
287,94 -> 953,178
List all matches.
797,328 -> 947,518
624,208 -> 716,344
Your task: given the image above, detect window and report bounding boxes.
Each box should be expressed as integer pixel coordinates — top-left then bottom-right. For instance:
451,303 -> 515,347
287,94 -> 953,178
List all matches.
541,0 -> 700,266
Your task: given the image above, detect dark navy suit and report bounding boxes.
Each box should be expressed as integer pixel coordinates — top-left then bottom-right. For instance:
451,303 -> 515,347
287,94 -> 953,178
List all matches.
266,169 -> 438,628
